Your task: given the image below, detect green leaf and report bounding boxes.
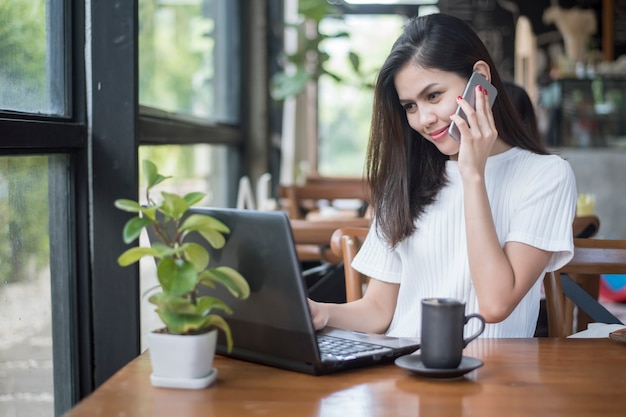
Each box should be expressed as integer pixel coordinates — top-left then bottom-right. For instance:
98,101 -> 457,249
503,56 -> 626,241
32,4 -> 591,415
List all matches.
180,214 -> 230,234
200,266 -> 250,299
156,258 -> 198,295
143,159 -> 157,184
328,31 -> 350,40
198,229 -> 226,250
151,241 -> 178,259
139,205 -> 158,222
180,214 -> 229,249
299,0 -> 338,23
183,242 -> 210,272
114,199 -> 141,213
204,315 -> 234,352
196,296 -> 233,316
149,292 -> 196,314
160,192 -> 189,220
270,69 -> 311,100
183,192 -> 206,206
348,51 -> 360,73
118,247 -> 159,266
143,159 -> 171,189
322,69 -> 342,83
122,216 -> 153,244
155,311 -> 205,334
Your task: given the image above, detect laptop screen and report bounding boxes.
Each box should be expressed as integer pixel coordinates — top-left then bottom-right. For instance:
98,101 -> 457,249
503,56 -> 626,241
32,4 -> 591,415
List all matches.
187,207 -> 322,365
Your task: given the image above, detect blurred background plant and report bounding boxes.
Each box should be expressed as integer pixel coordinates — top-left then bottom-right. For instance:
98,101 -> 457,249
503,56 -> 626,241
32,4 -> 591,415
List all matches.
270,0 -> 367,100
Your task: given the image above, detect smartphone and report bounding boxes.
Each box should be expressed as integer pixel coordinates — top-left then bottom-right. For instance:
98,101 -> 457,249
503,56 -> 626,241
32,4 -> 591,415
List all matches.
448,72 -> 498,142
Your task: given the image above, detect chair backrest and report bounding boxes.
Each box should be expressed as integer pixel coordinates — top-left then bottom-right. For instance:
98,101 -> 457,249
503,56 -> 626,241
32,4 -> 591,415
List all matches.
330,227 -> 369,302
544,238 -> 626,338
277,179 -> 369,219
290,218 -> 369,263
572,215 -> 600,238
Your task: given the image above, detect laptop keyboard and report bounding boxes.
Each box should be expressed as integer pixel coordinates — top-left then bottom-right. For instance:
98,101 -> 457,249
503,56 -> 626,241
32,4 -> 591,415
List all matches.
317,334 -> 392,362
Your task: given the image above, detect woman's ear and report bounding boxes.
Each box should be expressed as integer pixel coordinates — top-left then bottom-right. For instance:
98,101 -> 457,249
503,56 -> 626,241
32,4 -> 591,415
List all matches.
472,60 -> 492,82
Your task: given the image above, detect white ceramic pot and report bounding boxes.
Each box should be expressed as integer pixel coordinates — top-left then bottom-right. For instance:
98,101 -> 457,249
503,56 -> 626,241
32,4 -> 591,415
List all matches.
148,329 -> 218,389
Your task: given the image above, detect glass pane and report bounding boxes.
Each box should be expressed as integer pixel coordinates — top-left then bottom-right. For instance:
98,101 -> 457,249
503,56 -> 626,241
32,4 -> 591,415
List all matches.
317,15 -> 407,177
0,156 -> 54,417
137,144 -> 229,347
0,1 -> 67,115
139,0 -> 240,123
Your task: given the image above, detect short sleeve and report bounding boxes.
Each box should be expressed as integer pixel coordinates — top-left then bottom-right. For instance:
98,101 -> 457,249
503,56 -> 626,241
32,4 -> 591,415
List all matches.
506,156 -> 577,272
351,222 -> 403,284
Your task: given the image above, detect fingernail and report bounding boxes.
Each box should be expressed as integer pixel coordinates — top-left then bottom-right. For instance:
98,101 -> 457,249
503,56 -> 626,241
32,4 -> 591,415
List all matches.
478,85 -> 483,92
483,89 -> 488,95
457,96 -> 462,100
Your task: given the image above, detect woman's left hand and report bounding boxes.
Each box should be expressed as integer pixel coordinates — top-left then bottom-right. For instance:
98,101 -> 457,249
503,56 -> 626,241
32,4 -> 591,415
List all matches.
451,85 -> 498,180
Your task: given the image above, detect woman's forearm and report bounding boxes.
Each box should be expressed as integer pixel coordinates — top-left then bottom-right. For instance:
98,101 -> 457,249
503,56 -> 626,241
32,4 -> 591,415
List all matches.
463,177 -> 552,322
313,279 -> 399,334
463,176 -> 518,321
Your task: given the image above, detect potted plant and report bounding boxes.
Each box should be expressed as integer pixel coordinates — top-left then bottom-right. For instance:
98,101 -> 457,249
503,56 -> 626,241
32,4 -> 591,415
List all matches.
114,159 -> 250,389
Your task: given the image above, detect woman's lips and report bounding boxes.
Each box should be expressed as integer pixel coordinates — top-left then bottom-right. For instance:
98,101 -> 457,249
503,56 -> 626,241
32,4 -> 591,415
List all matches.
429,126 -> 450,141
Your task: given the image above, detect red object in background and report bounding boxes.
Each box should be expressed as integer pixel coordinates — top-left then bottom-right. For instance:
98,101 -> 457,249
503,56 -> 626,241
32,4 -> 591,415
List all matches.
600,275 -> 626,303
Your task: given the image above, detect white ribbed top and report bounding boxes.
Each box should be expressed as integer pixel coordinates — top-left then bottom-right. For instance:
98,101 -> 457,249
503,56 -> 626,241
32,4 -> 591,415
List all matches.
352,147 -> 577,338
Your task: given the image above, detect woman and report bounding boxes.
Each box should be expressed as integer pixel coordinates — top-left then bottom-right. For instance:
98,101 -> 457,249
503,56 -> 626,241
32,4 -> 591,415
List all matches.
309,13 -> 577,338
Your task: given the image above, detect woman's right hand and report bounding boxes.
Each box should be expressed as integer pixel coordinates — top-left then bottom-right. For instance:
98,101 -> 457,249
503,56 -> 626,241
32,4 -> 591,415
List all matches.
307,298 -> 329,330
307,280 -> 399,333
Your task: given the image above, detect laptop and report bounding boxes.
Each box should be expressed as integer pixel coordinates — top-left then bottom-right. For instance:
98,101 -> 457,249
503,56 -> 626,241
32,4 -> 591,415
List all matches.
179,207 -> 421,375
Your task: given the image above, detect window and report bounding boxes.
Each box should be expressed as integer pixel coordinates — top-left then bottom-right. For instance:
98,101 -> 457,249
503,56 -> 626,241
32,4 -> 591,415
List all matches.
315,2 -> 438,177
0,1 -> 67,115
317,14 -> 407,176
139,0 -> 240,124
0,1 -> 271,414
0,1 -> 77,416
0,156 -> 60,417
138,0 -> 244,203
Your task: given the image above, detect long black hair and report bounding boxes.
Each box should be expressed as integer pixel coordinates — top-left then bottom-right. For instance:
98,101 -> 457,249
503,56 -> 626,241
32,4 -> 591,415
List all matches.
366,13 -> 549,247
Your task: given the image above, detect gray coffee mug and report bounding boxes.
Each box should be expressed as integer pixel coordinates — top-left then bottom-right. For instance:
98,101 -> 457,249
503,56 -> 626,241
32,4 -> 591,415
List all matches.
420,298 -> 486,369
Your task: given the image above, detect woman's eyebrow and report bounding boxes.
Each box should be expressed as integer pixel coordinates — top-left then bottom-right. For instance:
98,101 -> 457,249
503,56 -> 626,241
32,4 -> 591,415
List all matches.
398,83 -> 439,103
417,83 -> 439,98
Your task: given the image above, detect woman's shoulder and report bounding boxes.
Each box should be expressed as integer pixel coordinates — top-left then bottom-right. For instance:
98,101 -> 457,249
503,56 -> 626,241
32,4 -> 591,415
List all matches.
524,149 -> 573,175
489,147 -> 575,184
502,147 -> 572,172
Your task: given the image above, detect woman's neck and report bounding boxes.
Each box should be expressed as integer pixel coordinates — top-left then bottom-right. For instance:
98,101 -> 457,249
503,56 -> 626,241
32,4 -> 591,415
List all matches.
490,138 -> 513,156
449,138 -> 512,161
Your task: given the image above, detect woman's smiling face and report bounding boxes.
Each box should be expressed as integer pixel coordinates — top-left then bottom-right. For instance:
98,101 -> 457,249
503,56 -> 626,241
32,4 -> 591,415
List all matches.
394,64 -> 467,157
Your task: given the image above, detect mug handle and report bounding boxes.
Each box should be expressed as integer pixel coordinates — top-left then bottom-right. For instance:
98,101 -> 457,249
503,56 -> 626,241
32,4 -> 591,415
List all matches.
462,313 -> 486,347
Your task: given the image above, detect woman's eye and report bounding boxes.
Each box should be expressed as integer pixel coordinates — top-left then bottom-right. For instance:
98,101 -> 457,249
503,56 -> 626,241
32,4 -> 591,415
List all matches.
427,92 -> 440,101
403,103 -> 417,111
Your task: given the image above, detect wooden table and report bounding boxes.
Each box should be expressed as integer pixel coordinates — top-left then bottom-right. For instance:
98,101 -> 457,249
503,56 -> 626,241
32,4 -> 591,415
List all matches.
64,338 -> 626,416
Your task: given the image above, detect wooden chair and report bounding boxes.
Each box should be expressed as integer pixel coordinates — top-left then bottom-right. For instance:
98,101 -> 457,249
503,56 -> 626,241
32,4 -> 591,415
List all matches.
278,177 -> 370,265
572,215 -> 600,238
330,227 -> 370,302
290,218 -> 369,263
544,238 -> 626,338
550,214 -> 601,334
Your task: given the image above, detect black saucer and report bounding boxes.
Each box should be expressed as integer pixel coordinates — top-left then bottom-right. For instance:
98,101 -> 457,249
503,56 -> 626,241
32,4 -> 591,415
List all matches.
394,354 -> 483,379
